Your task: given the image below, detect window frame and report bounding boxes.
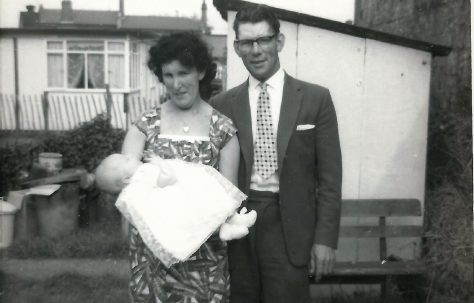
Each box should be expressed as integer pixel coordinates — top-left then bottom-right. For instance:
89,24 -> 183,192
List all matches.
46,38 -> 131,92
129,41 -> 141,90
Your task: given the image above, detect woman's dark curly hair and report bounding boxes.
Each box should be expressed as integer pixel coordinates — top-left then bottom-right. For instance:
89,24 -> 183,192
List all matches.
147,32 -> 216,100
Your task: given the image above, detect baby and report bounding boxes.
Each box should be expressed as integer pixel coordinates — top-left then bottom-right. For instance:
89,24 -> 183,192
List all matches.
95,153 -> 176,194
95,153 -> 256,242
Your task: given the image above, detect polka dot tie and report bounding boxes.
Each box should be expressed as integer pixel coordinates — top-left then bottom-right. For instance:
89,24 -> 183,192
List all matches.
254,82 -> 278,179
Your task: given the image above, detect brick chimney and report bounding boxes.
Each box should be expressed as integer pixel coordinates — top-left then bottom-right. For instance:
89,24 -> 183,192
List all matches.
60,0 -> 73,23
117,0 -> 125,28
201,0 -> 210,34
22,5 -> 39,27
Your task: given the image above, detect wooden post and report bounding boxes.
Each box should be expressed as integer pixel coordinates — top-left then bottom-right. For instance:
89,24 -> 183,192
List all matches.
105,84 -> 112,122
379,216 -> 388,301
42,92 -> 49,131
123,92 -> 129,129
62,95 -> 72,130
14,95 -> 20,130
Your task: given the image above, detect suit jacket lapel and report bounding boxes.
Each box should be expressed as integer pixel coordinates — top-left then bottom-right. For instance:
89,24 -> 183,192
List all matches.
277,74 -> 303,172
231,80 -> 254,173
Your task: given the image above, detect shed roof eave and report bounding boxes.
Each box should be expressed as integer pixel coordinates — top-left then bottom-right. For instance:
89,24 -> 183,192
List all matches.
213,0 -> 451,57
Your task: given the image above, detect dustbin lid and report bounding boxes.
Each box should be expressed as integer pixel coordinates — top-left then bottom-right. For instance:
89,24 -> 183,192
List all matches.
0,201 -> 18,214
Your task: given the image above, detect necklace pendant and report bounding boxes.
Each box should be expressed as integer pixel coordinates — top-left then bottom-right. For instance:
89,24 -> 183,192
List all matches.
183,126 -> 190,133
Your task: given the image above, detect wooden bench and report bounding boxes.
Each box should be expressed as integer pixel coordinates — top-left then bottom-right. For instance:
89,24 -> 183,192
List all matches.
311,199 -> 427,299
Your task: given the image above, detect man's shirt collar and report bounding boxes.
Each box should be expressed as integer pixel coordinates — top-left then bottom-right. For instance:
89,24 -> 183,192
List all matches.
248,67 -> 285,90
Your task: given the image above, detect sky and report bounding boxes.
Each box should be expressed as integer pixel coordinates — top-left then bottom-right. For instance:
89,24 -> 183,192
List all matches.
0,0 -> 354,34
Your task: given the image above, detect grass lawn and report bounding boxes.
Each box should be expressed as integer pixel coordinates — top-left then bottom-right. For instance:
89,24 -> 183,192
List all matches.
2,199 -> 428,303
1,272 -> 129,303
7,219 -> 128,259
1,271 -> 420,303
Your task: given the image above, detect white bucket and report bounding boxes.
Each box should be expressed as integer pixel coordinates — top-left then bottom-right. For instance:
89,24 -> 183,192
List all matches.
0,199 -> 18,248
38,152 -> 63,175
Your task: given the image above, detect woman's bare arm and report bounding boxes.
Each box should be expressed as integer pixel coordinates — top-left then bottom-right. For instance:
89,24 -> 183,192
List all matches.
218,135 -> 240,186
122,125 -> 146,161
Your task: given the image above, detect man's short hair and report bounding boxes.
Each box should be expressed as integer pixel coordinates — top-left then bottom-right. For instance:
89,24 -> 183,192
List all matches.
233,4 -> 280,39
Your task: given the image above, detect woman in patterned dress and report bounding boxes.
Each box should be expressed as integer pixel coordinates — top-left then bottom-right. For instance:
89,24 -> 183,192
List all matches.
121,33 -> 240,303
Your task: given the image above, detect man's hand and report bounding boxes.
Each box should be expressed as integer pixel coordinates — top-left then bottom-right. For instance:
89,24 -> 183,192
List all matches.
309,244 -> 335,282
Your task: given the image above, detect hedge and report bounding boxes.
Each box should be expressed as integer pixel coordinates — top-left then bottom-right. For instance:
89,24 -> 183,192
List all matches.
0,114 -> 125,196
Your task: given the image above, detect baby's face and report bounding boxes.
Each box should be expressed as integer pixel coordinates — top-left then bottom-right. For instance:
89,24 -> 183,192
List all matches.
120,155 -> 141,177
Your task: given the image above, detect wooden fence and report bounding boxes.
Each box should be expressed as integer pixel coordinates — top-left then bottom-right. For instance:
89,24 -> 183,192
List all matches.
0,89 -> 164,131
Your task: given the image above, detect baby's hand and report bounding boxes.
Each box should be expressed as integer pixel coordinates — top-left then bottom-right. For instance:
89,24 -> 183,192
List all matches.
155,160 -> 177,187
227,207 -> 257,228
219,223 -> 249,241
156,170 -> 177,187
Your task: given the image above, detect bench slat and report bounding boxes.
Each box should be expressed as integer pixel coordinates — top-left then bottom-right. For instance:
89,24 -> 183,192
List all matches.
331,261 -> 426,276
339,225 -> 423,237
341,199 -> 421,216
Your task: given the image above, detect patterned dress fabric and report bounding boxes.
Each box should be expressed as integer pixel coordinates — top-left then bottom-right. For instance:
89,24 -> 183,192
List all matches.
254,82 -> 278,179
129,106 -> 237,303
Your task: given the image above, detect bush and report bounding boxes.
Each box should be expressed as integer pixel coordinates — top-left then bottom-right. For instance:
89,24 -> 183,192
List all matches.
0,115 -> 125,196
0,143 -> 42,196
424,110 -> 473,302
424,182 -> 473,303
426,110 -> 472,191
41,114 -> 125,172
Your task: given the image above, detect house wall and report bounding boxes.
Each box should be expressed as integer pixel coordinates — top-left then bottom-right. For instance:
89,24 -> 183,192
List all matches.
0,33 -> 166,130
225,11 -> 431,273
19,36 -> 48,95
0,35 -> 49,95
1,34 -> 134,95
0,37 -> 15,94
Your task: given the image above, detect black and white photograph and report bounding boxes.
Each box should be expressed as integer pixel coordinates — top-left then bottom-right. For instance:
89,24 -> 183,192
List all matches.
0,0 -> 471,302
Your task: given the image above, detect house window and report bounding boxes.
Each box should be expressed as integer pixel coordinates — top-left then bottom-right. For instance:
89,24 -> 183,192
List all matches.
47,40 -> 127,90
129,42 -> 140,89
108,41 -> 125,89
47,41 -> 64,87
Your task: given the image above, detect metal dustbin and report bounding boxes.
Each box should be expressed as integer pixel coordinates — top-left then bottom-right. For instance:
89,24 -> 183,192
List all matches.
0,199 -> 19,248
33,183 -> 80,238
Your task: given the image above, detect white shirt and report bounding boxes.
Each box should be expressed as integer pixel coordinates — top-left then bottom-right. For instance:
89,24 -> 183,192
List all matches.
248,68 -> 285,192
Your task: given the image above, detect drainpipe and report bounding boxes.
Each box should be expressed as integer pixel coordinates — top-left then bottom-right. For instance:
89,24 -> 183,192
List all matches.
13,37 -> 20,130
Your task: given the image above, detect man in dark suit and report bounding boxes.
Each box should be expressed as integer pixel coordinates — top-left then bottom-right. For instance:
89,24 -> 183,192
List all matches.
210,4 -> 342,303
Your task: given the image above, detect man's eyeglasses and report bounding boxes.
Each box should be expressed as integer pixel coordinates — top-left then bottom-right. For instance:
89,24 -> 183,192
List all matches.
235,35 -> 276,52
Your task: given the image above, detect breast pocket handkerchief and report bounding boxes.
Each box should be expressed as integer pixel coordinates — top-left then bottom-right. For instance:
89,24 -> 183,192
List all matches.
296,124 -> 315,131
